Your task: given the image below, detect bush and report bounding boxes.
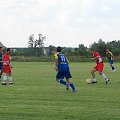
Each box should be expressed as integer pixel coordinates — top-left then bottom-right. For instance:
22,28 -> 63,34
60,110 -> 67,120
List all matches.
11,56 -> 120,62
12,56 -> 50,62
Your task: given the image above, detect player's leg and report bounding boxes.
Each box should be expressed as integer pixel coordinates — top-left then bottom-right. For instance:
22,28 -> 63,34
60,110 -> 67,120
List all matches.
91,67 -> 97,83
2,65 -> 13,85
99,71 -> 109,84
2,73 -> 8,85
65,71 -> 77,92
56,72 -> 66,85
8,72 -> 13,84
98,63 -> 109,84
66,79 -> 77,92
2,65 -> 8,85
110,60 -> 116,71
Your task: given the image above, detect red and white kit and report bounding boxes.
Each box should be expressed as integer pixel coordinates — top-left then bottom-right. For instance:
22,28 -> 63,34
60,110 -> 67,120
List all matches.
92,51 -> 104,72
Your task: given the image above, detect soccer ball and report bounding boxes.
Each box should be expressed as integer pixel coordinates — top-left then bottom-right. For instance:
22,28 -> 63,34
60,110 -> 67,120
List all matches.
86,78 -> 92,84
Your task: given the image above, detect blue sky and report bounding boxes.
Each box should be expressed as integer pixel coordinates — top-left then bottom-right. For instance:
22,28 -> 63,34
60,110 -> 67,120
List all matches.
0,0 -> 120,47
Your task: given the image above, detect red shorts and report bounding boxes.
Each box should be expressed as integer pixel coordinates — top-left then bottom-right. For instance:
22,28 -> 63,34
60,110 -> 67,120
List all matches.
2,65 -> 12,73
94,62 -> 104,72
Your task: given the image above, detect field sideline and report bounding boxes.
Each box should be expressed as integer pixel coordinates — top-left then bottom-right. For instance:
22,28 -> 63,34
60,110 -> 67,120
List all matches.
0,62 -> 120,120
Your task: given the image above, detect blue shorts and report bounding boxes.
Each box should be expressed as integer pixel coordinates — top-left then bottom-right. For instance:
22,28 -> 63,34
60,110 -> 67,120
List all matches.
109,60 -> 114,64
0,63 -> 2,70
56,70 -> 72,80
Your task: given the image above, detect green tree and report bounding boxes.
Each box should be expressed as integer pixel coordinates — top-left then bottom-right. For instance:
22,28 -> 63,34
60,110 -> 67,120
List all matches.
28,34 -> 35,56
78,44 -> 89,56
107,40 -> 120,56
90,39 -> 108,56
28,33 -> 46,57
28,34 -> 34,48
36,33 -> 46,57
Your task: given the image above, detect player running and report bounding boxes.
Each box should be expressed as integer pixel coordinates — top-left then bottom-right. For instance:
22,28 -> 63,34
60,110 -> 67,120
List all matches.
54,46 -> 77,92
90,48 -> 109,84
2,48 -> 13,85
0,47 -> 3,80
106,49 -> 116,72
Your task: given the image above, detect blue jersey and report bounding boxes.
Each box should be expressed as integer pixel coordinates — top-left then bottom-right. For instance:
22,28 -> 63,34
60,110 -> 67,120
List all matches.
57,52 -> 69,72
0,52 -> 2,62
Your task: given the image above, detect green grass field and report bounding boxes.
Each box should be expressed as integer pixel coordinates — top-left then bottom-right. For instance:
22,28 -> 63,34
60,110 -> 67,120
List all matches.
0,62 -> 120,120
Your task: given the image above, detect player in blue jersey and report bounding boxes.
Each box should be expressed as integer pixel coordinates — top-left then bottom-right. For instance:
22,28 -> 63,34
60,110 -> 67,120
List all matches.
0,47 -> 3,79
54,46 -> 77,92
106,49 -> 116,72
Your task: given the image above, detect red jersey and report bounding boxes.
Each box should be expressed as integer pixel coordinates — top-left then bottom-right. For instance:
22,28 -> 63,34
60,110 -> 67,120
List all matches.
92,51 -> 103,64
2,52 -> 12,73
3,52 -> 11,65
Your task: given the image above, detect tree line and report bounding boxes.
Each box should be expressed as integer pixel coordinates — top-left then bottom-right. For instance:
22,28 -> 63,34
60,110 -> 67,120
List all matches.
12,33 -> 120,57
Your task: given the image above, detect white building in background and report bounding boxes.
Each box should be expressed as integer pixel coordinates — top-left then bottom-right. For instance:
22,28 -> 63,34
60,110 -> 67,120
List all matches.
0,41 -> 6,49
12,49 -> 17,52
43,47 -> 49,55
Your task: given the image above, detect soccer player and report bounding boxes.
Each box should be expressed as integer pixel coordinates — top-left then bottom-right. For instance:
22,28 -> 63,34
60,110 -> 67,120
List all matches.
54,46 -> 77,92
2,48 -> 13,85
90,48 -> 109,84
106,49 -> 116,72
0,47 -> 3,79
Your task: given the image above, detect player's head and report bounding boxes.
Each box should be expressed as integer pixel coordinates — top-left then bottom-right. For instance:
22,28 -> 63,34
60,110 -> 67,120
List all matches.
57,46 -> 62,52
7,48 -> 12,54
90,48 -> 95,54
0,47 -> 2,52
51,48 -> 56,55
106,49 -> 109,53
90,48 -> 95,52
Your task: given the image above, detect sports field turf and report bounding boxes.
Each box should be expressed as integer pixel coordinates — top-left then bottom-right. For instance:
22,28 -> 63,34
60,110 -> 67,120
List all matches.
0,62 -> 120,120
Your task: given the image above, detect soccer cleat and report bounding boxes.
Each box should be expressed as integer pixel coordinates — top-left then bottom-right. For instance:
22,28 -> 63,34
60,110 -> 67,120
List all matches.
73,89 -> 77,92
112,69 -> 116,72
66,86 -> 69,90
2,83 -> 7,85
91,81 -> 97,84
9,82 -> 13,85
105,79 -> 110,85
66,82 -> 69,90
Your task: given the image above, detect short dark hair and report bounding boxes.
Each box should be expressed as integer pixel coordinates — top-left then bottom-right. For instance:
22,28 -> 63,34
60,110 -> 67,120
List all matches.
90,48 -> 94,51
7,48 -> 11,52
0,47 -> 2,49
51,47 -> 56,52
57,46 -> 62,52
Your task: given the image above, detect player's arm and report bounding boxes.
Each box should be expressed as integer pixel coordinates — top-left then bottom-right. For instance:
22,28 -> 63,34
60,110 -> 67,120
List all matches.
108,52 -> 113,60
51,59 -> 56,65
3,55 -> 11,66
90,58 -> 95,60
53,54 -> 58,71
106,52 -> 108,59
3,61 -> 10,65
54,58 -> 58,71
0,57 -> 2,62
110,52 -> 113,57
51,53 -> 57,65
90,56 -> 99,60
4,61 -> 13,69
94,56 -> 100,60
66,57 -> 69,64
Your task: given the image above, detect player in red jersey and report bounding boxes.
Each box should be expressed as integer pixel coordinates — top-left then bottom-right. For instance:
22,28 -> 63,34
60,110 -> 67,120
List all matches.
90,48 -> 109,84
2,48 -> 13,85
